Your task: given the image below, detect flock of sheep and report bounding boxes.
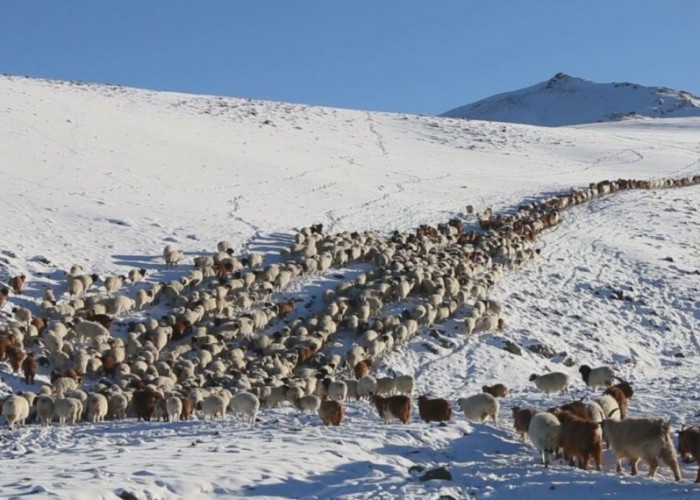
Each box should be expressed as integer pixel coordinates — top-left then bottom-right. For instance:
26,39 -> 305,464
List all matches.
1,174 -> 699,485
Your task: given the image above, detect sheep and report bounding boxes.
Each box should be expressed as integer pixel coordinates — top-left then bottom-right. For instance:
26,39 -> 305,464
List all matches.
293,394 -> 321,413
528,412 -> 562,467
228,392 -> 260,424
417,395 -> 452,423
357,375 -> 377,400
322,378 -> 347,402
128,268 -> 147,283
196,394 -> 226,420
595,394 -> 620,423
86,393 -> 108,422
552,409 -> 603,470
512,406 -> 538,442
318,398 -> 345,426
677,426 -> 700,483
108,392 -> 129,420
579,365 -> 615,389
482,383 -> 508,398
458,393 -> 499,425
528,372 -> 570,395
394,375 -> 415,396
3,395 -> 30,429
217,240 -> 235,253
164,396 -> 183,423
53,377 -> 80,395
602,415 -> 681,480
374,377 -> 395,396
53,397 -> 83,426
371,395 -> 411,424
104,275 -> 126,294
72,318 -> 110,344
36,395 -> 55,426
163,245 -> 185,267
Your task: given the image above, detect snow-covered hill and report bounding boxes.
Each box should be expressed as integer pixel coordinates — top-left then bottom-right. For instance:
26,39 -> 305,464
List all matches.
442,73 -> 700,126
1,75 -> 700,499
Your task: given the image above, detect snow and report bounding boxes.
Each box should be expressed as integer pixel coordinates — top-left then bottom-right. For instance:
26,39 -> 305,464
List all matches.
442,73 -> 700,127
1,74 -> 700,499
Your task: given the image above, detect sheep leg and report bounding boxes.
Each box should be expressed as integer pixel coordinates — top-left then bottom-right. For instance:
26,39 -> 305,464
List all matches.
659,448 -> 681,481
616,459 -> 623,474
647,458 -> 658,478
630,458 -> 639,476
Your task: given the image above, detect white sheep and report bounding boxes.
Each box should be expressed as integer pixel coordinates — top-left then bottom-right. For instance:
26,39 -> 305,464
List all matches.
585,401 -> 606,423
163,245 -> 185,267
293,394 -> 321,413
3,395 -> 30,429
108,392 -> 129,420
229,392 -> 260,424
374,377 -> 395,396
358,375 -> 378,399
579,365 -> 616,389
53,397 -> 83,426
528,372 -> 570,395
595,394 -> 620,421
323,379 -> 348,402
528,412 -> 562,467
86,393 -> 108,422
128,268 -> 147,283
36,395 -> 55,426
197,394 -> 226,420
165,396 -> 183,422
53,377 -> 80,395
104,275 -> 126,294
458,393 -> 499,425
394,375 -> 415,396
73,318 -> 110,344
217,240 -> 235,253
105,295 -> 136,316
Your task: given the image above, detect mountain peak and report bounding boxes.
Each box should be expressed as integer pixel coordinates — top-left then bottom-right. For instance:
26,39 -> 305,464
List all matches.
442,75 -> 700,126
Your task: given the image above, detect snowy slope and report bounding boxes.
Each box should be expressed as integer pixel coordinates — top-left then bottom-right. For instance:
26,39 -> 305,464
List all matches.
442,73 -> 700,126
1,75 -> 700,499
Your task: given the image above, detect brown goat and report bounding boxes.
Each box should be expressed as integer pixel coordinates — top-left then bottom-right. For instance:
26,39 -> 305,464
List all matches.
417,395 -> 452,423
0,334 -> 15,361
0,287 -> 8,307
85,311 -> 114,330
354,359 -> 372,379
512,406 -> 538,442
547,400 -> 588,421
296,346 -> 317,367
101,355 -> 118,377
604,381 -> 634,419
180,396 -> 192,421
372,395 -> 411,424
553,409 -> 603,470
482,384 -> 509,398
319,398 -> 345,426
132,388 -> 163,422
6,345 -> 25,373
678,426 -> 700,483
21,353 -> 37,384
10,274 -> 26,294
276,299 -> 295,318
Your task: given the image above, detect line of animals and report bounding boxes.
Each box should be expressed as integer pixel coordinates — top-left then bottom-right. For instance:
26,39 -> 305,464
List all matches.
1,174 -> 699,484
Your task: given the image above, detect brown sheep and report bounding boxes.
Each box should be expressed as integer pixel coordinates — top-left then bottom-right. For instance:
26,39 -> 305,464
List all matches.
678,426 -> 700,483
354,359 -> 372,380
553,409 -> 604,470
417,395 -> 451,423
482,383 -> 509,398
132,388 -> 163,422
21,353 -> 37,384
371,395 -> 411,424
10,274 -> 26,294
512,406 -> 538,442
318,398 -> 345,426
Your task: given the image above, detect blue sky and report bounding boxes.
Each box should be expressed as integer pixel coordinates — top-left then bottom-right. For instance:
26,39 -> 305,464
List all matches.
2,1 -> 699,114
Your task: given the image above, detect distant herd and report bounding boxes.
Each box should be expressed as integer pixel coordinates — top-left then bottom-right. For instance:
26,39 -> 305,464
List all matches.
1,174 -> 700,484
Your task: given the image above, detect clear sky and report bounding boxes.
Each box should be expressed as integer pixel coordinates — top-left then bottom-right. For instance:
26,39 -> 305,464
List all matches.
2,1 -> 699,115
